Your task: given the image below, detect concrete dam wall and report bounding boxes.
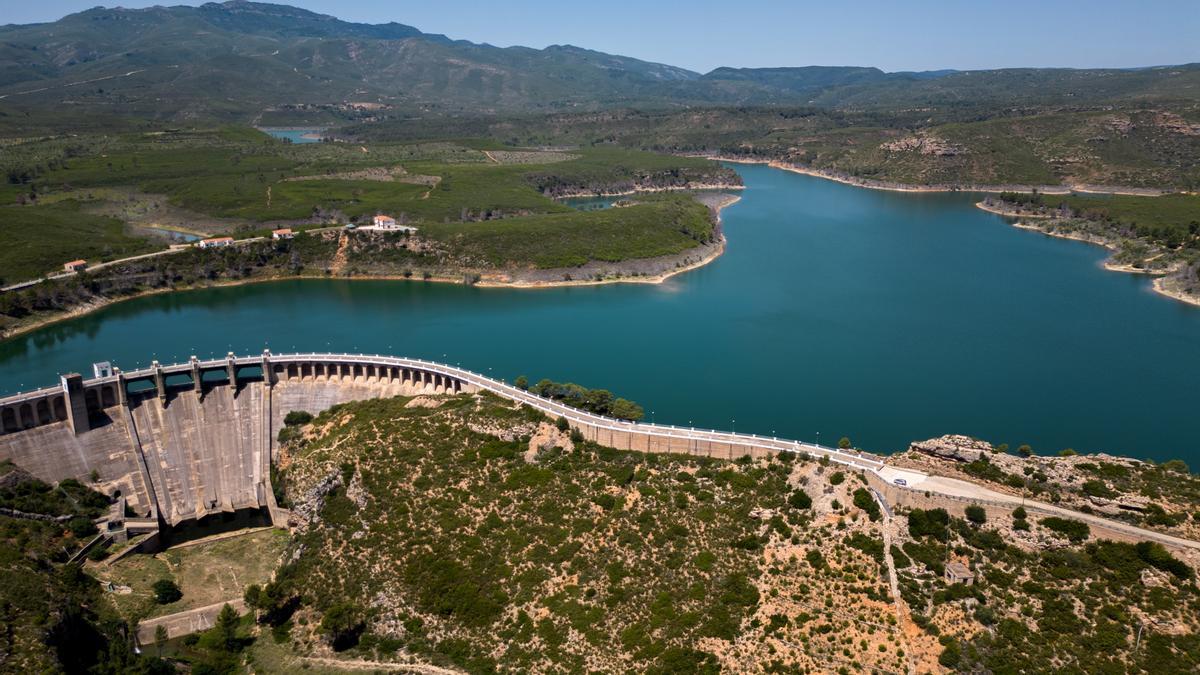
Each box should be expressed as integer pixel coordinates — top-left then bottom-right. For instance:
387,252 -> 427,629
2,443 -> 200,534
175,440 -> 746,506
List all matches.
0,354 -> 478,534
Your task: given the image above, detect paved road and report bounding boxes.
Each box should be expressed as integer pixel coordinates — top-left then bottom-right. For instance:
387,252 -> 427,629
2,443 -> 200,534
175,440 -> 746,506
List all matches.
1,235 -> 271,293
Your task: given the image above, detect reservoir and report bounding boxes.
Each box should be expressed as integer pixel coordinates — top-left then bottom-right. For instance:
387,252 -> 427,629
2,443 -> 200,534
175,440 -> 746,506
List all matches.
3,164 -> 1198,461
258,128 -> 324,144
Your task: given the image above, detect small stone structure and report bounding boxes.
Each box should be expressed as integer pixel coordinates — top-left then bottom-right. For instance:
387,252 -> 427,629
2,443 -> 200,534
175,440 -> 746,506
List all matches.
945,561 -> 975,585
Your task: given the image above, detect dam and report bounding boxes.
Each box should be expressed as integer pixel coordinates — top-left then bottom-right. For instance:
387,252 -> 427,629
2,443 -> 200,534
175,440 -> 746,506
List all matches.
0,352 -> 879,547
0,352 -> 482,538
3,352 -> 1197,557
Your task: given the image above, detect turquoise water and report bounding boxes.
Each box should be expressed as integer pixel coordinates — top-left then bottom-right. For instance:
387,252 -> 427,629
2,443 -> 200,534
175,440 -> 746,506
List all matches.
562,196 -> 618,211
259,128 -> 322,144
142,227 -> 199,242
3,164 -> 1198,461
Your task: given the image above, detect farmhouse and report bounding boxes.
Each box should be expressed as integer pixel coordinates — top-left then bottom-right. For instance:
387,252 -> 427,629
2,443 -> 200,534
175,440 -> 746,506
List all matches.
364,214 -> 416,233
272,228 -> 295,240
198,237 -> 234,249
63,259 -> 88,273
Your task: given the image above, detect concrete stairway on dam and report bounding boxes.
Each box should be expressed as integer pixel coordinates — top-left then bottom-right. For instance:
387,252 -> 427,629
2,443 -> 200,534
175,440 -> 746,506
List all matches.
129,386 -> 266,525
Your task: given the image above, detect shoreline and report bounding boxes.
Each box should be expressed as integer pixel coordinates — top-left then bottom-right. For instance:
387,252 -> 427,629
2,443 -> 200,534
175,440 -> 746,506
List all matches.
550,182 -> 743,199
704,156 -> 1170,197
0,195 -> 743,341
1153,277 -> 1200,308
1006,220 -> 1199,306
973,201 -> 1055,219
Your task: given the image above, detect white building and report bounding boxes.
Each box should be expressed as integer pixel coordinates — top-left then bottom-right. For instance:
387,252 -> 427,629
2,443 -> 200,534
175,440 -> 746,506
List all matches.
198,237 -> 234,249
364,214 -> 416,233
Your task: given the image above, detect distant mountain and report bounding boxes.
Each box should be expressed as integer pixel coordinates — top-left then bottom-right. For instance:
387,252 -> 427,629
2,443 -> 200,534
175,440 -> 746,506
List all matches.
701,66 -> 896,93
0,1 -> 1196,122
0,1 -> 703,117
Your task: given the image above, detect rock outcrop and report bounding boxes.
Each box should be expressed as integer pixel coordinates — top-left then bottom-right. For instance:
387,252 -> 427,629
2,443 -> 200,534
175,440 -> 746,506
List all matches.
909,435 -> 992,463
880,135 -> 964,156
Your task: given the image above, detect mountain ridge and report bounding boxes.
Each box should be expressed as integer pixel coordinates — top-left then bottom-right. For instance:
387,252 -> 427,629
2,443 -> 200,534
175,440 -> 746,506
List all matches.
0,1 -> 1197,122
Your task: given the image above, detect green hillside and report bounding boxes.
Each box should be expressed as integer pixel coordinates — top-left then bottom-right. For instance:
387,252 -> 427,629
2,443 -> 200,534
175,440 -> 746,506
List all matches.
0,2 -> 1197,126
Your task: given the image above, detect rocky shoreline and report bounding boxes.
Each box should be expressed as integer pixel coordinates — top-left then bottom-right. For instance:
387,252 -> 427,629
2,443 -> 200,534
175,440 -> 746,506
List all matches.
702,155 -> 1170,197
1154,275 -> 1200,308
551,181 -> 743,199
973,201 -> 1055,218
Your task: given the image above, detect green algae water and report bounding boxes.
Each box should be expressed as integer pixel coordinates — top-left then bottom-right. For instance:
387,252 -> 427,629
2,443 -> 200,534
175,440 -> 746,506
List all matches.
3,164 -> 1199,461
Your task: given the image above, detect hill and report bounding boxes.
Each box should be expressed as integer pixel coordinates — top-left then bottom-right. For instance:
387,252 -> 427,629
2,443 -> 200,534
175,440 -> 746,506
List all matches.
247,392 -> 1200,672
0,1 -> 702,121
0,2 -> 1198,126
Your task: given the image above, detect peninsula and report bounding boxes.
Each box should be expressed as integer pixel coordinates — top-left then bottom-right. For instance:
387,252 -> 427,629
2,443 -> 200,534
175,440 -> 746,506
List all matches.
0,135 -> 741,338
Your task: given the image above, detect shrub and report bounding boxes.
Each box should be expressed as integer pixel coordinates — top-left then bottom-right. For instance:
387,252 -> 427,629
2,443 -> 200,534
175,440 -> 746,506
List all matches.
284,410 -> 313,426
555,416 -> 570,432
829,472 -> 845,486
153,579 -> 182,604
852,488 -> 881,521
907,508 -> 950,540
1012,506 -> 1027,520
67,517 -> 97,539
1161,459 -> 1190,474
845,532 -> 884,562
514,375 -> 529,390
1136,541 -> 1193,580
965,505 -> 987,524
1081,480 -> 1116,499
1017,444 -> 1033,457
1040,517 -> 1090,542
320,602 -> 365,651
651,647 -> 720,674
528,378 -> 643,420
938,639 -> 961,667
244,584 -> 262,609
788,489 -> 812,510
838,437 -> 852,450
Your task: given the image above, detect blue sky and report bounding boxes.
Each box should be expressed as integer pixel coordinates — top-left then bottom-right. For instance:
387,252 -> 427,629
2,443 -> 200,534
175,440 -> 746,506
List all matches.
8,0 -> 1198,73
